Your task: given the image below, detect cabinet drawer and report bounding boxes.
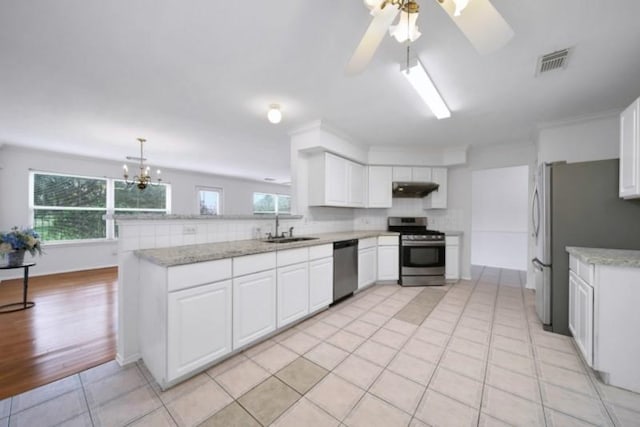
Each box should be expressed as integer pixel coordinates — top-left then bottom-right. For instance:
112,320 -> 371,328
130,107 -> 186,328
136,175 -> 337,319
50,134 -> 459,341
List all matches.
234,252 -> 276,277
577,259 -> 594,286
445,236 -> 459,246
277,247 -> 309,267
168,259 -> 232,292
309,244 -> 333,260
378,235 -> 399,246
359,237 -> 377,249
569,255 -> 578,273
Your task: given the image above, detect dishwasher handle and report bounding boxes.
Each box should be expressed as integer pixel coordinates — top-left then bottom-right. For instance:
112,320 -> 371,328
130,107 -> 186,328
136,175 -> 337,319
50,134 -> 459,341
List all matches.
334,239 -> 359,250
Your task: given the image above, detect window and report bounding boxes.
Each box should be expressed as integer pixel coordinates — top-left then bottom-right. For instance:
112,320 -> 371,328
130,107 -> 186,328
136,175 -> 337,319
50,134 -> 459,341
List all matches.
33,173 -> 108,241
30,172 -> 170,242
253,193 -> 291,214
115,180 -> 168,214
197,187 -> 222,215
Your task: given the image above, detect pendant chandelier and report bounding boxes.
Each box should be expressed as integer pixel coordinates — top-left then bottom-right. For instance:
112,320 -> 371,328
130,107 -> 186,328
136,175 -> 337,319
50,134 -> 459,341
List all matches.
122,138 -> 162,190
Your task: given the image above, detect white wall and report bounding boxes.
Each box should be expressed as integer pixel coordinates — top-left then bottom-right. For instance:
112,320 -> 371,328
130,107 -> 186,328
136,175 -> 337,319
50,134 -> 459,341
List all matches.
538,113 -> 619,164
0,145 -> 289,279
471,166 -> 529,270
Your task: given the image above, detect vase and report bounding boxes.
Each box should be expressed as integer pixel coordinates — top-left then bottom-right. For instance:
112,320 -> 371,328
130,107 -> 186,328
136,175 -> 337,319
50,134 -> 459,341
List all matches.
7,250 -> 25,267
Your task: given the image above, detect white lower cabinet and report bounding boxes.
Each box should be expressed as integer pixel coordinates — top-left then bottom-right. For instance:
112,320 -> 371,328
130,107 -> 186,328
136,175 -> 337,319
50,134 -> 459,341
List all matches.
167,280 -> 232,381
377,236 -> 399,282
358,247 -> 377,289
569,270 -> 594,366
445,236 -> 460,281
309,257 -> 333,312
233,269 -> 277,349
277,262 -> 310,328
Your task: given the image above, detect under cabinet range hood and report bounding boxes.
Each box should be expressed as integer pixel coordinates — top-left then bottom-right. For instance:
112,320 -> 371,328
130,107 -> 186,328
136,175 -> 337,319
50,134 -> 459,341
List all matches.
392,182 -> 439,198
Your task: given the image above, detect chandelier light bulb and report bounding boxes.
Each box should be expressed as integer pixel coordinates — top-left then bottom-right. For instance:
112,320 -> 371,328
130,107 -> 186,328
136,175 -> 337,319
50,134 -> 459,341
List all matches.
267,104 -> 282,124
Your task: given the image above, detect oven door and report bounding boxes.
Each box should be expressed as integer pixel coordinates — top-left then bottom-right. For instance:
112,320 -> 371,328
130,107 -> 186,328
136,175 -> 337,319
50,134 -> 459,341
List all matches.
401,240 -> 445,276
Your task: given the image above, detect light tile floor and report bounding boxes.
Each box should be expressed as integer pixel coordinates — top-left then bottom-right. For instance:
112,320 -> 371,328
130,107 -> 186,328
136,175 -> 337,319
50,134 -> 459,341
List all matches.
2,266 -> 640,426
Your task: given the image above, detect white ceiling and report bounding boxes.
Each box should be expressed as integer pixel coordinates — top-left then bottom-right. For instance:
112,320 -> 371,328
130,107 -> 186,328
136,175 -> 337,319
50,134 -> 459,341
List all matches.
1,1 -> 639,183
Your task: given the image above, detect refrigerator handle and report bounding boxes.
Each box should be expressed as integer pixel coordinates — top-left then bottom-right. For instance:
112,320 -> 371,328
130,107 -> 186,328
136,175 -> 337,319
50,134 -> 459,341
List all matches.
532,258 -> 544,270
531,187 -> 540,238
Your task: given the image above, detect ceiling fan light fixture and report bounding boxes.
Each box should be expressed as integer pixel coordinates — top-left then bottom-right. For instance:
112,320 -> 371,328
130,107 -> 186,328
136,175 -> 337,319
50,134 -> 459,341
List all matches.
389,9 -> 421,43
401,60 -> 451,120
267,104 -> 282,124
452,0 -> 470,16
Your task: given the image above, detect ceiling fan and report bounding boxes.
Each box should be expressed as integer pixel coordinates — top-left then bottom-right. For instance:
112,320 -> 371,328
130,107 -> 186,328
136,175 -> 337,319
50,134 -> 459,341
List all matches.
346,0 -> 514,74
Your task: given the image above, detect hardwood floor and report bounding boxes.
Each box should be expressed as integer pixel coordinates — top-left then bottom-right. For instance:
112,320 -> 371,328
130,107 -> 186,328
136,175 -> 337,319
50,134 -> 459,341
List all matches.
0,267 -> 117,400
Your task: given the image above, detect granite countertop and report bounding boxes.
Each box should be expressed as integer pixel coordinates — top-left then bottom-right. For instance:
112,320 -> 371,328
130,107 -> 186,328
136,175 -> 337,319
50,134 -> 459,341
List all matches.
111,213 -> 303,221
136,230 -> 399,266
566,247 -> 640,268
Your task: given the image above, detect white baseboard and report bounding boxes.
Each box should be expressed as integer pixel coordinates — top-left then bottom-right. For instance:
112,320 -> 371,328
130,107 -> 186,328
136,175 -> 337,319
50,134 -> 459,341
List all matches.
116,352 -> 140,367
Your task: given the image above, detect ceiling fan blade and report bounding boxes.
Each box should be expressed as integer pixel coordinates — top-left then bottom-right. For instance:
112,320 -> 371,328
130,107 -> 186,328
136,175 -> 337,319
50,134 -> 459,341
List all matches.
437,0 -> 514,54
346,5 -> 400,75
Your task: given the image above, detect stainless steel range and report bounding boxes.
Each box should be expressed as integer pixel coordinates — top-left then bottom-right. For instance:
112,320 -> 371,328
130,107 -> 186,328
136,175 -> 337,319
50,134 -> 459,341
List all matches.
388,217 -> 445,286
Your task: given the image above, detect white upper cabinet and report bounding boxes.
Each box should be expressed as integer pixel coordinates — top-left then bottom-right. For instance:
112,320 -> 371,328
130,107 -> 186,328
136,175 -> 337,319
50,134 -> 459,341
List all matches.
424,167 -> 448,209
348,161 -> 366,207
412,167 -> 432,182
620,98 -> 640,199
309,152 -> 366,208
367,166 -> 392,208
392,167 -> 432,182
392,167 -> 413,181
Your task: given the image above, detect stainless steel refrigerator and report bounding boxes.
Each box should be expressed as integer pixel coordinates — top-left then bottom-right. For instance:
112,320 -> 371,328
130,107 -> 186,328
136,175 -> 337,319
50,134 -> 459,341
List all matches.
531,160 -> 640,335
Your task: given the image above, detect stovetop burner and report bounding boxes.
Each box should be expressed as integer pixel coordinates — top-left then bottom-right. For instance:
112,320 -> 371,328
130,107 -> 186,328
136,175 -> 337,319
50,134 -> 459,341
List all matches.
387,216 -> 445,241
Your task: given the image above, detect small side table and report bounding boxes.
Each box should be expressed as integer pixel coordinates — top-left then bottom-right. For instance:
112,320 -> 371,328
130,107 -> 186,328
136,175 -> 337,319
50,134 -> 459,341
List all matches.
0,262 -> 36,313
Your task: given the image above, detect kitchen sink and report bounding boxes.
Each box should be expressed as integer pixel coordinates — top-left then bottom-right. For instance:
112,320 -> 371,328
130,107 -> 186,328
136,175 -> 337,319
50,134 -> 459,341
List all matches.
264,237 -> 319,244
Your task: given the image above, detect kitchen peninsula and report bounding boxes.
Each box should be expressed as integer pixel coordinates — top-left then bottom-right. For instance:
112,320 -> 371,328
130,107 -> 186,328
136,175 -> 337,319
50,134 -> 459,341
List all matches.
115,214 -> 400,388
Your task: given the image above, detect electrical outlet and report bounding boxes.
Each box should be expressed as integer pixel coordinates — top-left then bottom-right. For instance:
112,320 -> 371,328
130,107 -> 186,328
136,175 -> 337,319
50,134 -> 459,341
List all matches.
183,225 -> 197,235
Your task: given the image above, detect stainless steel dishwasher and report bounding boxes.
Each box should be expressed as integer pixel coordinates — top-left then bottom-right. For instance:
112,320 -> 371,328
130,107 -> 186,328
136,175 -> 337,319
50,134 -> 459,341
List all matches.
333,239 -> 358,302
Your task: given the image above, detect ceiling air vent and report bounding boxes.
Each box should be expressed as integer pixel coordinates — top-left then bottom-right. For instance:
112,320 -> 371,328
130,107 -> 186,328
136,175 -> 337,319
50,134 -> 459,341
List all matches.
536,48 -> 571,75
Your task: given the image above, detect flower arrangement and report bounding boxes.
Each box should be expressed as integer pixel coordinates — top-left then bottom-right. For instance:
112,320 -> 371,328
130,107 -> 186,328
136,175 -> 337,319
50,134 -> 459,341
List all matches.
0,227 -> 43,256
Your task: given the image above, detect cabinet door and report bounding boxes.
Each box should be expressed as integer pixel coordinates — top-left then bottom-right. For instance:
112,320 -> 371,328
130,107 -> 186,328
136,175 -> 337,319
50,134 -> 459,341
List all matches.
277,262 -> 310,328
392,167 -> 412,182
233,270 -> 277,349
424,167 -> 448,209
568,271 -> 578,338
348,161 -> 366,207
445,244 -> 459,280
309,257 -> 333,312
167,280 -> 232,381
620,99 -> 639,198
412,167 -> 432,182
358,247 -> 377,289
325,153 -> 348,206
367,166 -> 393,208
377,245 -> 399,281
576,277 -> 594,366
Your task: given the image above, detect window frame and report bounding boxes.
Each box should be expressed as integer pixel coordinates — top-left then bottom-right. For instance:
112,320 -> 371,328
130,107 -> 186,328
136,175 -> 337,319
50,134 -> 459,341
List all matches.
196,186 -> 223,216
252,192 -> 291,215
29,171 -> 171,244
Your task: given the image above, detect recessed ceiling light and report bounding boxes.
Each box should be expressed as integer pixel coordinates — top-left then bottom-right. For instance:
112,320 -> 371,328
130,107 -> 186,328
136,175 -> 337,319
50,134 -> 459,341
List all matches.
267,104 -> 282,124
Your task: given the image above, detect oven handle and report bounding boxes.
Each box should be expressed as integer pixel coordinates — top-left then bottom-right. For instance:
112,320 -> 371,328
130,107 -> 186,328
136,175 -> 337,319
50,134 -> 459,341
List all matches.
402,240 -> 446,247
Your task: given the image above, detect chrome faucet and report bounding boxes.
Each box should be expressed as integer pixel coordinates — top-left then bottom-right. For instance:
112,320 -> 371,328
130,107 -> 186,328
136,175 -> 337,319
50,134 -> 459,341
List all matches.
275,214 -> 280,238
289,226 -> 294,237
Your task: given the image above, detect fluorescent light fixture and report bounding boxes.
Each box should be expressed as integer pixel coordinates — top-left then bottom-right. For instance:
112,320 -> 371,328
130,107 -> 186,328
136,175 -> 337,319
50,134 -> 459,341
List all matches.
267,104 -> 282,124
401,60 -> 451,119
